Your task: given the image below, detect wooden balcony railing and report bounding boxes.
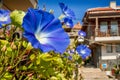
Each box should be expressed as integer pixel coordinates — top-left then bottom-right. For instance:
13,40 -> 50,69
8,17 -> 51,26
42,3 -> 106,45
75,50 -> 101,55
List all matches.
95,29 -> 120,37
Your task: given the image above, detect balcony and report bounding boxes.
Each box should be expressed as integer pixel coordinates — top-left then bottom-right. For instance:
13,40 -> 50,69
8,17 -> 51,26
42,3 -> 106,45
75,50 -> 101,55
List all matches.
94,29 -> 120,42
95,36 -> 120,42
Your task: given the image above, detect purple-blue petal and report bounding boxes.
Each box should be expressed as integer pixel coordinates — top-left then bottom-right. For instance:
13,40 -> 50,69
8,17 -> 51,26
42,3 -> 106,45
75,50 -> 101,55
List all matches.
78,30 -> 86,37
0,9 -> 11,27
22,8 -> 54,33
38,19 -> 70,53
64,17 -> 73,28
63,8 -> 76,19
0,23 -> 2,28
23,32 -> 40,49
59,2 -> 76,19
59,3 -> 66,11
76,44 -> 91,59
70,49 -> 75,54
68,56 -> 72,60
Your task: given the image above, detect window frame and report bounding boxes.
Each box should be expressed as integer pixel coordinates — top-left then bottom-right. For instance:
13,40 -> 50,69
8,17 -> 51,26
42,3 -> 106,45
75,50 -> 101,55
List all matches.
100,22 -> 108,36
106,43 -> 113,53
110,21 -> 118,36
116,43 -> 120,53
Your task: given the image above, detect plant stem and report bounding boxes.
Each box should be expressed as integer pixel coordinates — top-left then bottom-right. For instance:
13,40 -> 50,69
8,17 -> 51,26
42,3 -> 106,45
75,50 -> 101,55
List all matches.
13,42 -> 31,68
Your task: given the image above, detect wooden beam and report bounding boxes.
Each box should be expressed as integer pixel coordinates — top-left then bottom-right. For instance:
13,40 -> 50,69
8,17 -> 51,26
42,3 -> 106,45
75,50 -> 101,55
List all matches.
95,17 -> 99,36
89,15 -> 120,19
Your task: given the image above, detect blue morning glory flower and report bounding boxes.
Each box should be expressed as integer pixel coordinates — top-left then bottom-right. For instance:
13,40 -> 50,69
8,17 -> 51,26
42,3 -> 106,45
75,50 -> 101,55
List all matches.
69,49 -> 75,54
64,17 -> 73,28
59,2 -> 76,19
66,49 -> 75,60
0,9 -> 11,28
22,8 -> 70,53
78,30 -> 86,37
68,56 -> 72,60
76,44 -> 91,59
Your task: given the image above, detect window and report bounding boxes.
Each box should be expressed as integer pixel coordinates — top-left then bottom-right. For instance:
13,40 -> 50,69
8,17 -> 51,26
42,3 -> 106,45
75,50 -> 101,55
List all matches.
106,44 -> 112,53
116,44 -> 120,53
110,21 -> 118,36
100,22 -> 108,36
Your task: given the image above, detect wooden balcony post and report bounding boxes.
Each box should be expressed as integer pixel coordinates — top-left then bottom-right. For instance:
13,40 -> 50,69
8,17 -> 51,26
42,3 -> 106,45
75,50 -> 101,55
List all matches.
118,26 -> 120,36
95,17 -> 99,37
107,21 -> 111,37
118,21 -> 120,36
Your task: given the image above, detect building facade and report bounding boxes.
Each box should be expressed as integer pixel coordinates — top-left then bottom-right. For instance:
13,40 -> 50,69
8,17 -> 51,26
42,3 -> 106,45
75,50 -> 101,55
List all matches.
2,0 -> 37,11
82,1 -> 120,68
64,22 -> 82,47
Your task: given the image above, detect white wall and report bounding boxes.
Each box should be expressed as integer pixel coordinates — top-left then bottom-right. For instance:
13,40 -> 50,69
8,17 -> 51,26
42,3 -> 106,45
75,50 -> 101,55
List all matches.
101,43 -> 120,60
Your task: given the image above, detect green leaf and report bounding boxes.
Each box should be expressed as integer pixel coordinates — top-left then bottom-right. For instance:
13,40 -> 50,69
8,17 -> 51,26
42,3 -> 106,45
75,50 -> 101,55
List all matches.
47,67 -> 54,74
28,63 -> 33,69
50,76 -> 58,80
36,58 -> 40,65
19,66 -> 27,71
76,57 -> 82,64
22,41 -> 28,48
2,72 -> 12,79
30,54 -> 35,61
56,73 -> 67,80
26,42 -> 33,50
0,40 -> 8,45
7,47 -> 12,51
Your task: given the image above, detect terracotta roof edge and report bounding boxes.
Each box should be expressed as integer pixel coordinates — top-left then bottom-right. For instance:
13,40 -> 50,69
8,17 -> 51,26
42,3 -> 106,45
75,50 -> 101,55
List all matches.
87,6 -> 120,11
87,7 -> 108,11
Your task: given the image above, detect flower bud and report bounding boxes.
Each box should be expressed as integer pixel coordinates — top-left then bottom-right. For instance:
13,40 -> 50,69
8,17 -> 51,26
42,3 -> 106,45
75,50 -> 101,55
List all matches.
10,10 -> 25,27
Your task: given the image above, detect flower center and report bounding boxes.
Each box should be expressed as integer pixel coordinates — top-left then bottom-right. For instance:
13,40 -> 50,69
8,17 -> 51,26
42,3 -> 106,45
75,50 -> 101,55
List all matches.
80,50 -> 86,54
0,15 -> 8,22
35,33 -> 48,44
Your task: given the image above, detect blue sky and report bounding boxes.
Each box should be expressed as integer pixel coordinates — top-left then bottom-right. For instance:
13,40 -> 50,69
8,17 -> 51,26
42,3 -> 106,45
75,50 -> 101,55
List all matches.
38,0 -> 120,24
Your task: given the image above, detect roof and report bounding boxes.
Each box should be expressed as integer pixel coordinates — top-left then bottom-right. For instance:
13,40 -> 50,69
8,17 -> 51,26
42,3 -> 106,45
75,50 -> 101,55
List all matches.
87,6 -> 120,12
73,22 -> 82,30
82,6 -> 120,22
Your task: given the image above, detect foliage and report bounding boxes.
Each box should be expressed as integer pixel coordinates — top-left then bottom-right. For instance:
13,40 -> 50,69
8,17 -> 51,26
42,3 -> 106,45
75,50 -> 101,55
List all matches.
112,65 -> 120,75
0,2 -> 91,80
0,38 -> 76,79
